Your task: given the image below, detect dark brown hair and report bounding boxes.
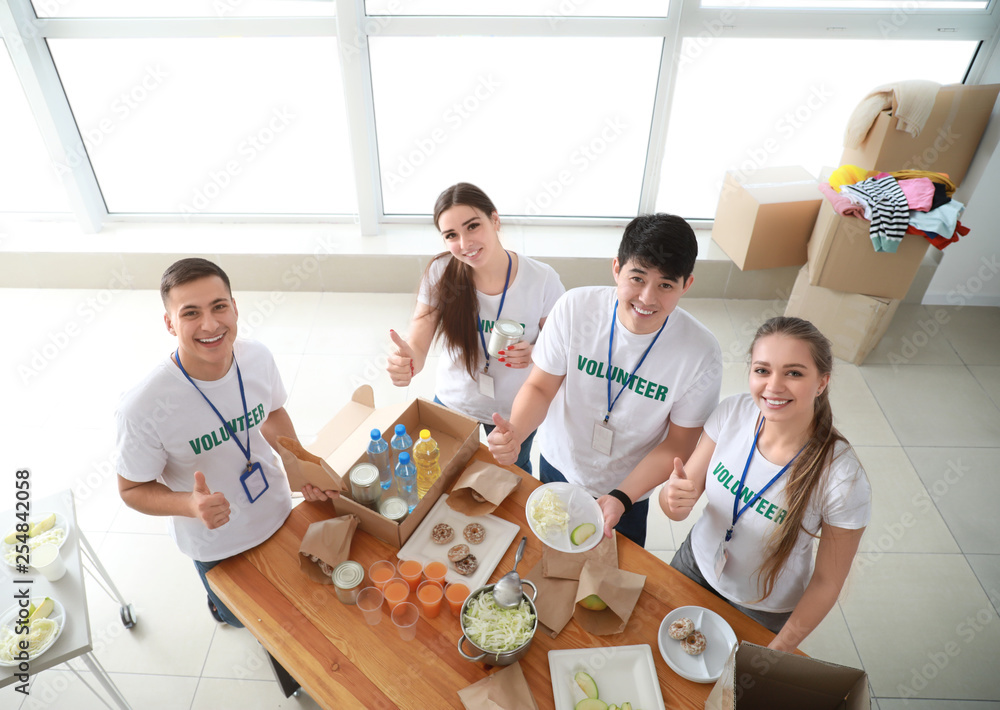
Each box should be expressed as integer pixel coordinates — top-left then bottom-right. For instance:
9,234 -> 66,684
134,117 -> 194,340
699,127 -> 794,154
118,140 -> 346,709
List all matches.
749,317 -> 850,601
424,183 -> 499,379
160,258 -> 232,307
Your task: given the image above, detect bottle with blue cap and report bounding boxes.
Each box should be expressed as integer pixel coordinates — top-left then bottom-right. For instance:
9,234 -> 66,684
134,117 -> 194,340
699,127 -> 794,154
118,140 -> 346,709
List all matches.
394,452 -> 418,512
366,428 -> 391,490
390,424 -> 413,472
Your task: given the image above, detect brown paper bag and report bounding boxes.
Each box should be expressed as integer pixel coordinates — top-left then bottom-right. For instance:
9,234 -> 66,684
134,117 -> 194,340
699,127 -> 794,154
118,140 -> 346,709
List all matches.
542,535 -> 618,580
457,662 -> 539,710
298,515 -> 359,584
523,560 -> 577,638
277,436 -> 345,494
446,460 -> 521,516
572,559 -> 646,636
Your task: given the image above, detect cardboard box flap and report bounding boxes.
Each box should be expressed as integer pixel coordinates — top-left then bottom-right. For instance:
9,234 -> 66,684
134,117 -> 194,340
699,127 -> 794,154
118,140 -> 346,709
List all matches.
737,644 -> 868,710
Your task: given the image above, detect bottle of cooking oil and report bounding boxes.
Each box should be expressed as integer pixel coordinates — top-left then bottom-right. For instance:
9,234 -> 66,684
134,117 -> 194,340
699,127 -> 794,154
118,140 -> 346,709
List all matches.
413,429 -> 441,498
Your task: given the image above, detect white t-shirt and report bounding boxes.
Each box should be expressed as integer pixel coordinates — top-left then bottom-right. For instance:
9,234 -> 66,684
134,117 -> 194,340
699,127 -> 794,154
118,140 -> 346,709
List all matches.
532,286 -> 722,499
418,252 -> 565,423
115,339 -> 293,562
690,394 -> 871,612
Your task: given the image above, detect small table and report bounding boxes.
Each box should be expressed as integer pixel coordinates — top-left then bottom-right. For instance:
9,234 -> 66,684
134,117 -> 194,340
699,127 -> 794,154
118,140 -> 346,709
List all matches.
0,490 -> 132,709
209,447 -> 784,709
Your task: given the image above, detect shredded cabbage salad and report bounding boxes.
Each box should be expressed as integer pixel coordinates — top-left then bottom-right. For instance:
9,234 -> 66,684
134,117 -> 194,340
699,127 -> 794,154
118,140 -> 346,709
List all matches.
462,591 -> 535,653
0,618 -> 59,663
529,489 -> 569,539
3,528 -> 66,566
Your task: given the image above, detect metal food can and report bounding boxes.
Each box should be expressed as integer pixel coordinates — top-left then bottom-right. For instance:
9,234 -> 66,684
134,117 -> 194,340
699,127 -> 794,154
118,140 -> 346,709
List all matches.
349,463 -> 382,511
487,319 -> 525,358
379,496 -> 408,523
332,561 -> 365,605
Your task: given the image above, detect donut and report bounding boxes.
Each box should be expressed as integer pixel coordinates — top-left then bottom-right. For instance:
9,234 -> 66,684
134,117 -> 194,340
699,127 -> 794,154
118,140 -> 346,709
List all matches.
470,491 -> 487,503
431,523 -> 454,544
668,617 -> 695,641
454,553 -> 479,576
463,522 -> 486,545
681,630 -> 707,656
447,543 -> 470,563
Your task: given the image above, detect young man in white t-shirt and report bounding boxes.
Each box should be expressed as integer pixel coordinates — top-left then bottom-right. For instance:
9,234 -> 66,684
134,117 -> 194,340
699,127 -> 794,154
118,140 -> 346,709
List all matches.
487,214 -> 722,547
115,259 -> 334,649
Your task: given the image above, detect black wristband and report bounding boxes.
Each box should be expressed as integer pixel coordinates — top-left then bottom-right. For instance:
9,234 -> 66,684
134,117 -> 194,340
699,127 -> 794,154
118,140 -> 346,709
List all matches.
608,488 -> 633,514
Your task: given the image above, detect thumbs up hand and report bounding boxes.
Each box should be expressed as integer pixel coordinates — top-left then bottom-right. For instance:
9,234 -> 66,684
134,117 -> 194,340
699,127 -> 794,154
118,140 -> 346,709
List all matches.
387,329 -> 417,387
662,457 -> 697,519
486,413 -> 519,467
191,471 -> 231,530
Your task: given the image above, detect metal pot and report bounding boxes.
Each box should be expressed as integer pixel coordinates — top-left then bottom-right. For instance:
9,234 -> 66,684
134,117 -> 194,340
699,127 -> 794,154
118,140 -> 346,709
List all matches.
456,580 -> 538,666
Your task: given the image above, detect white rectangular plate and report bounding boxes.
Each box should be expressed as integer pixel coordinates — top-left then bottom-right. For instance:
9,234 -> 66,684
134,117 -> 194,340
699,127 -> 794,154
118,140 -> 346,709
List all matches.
396,494 -> 519,592
548,644 -> 666,710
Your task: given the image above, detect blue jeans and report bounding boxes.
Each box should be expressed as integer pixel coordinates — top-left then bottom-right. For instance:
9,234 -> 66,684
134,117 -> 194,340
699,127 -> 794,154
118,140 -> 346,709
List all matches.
539,455 -> 649,548
194,558 -> 244,628
434,395 -> 535,474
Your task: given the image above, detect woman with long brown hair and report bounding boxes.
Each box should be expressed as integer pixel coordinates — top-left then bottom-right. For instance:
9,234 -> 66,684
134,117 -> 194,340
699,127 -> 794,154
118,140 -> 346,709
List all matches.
661,316 -> 870,651
387,183 -> 564,472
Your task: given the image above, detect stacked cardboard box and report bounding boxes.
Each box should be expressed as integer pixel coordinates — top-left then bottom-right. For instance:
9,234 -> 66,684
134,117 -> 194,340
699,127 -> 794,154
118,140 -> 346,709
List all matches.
786,83 -> 999,364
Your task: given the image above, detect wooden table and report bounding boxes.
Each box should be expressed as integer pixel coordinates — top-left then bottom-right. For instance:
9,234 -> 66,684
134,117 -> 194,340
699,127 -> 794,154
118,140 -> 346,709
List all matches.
208,448 -> 782,709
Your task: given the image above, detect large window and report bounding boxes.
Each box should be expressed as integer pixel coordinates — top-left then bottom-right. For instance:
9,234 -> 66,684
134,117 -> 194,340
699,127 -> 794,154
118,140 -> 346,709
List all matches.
48,37 -> 357,215
370,36 -> 662,218
656,37 -> 979,218
30,0 -> 336,18
0,40 -> 73,213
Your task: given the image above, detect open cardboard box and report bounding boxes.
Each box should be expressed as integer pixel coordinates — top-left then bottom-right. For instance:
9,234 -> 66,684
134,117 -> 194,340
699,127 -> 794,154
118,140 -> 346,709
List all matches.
840,83 -> 1000,187
711,166 -> 822,271
785,266 -> 900,365
706,642 -> 869,710
806,200 -> 929,300
309,386 -> 480,548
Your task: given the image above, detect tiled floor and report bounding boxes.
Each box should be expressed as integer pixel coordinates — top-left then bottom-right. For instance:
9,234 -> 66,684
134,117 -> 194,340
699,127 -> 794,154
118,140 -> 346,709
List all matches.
1,288 -> 999,709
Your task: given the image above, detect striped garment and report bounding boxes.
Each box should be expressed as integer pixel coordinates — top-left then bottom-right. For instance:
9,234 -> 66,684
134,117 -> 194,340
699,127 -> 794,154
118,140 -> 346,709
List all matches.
840,176 -> 911,253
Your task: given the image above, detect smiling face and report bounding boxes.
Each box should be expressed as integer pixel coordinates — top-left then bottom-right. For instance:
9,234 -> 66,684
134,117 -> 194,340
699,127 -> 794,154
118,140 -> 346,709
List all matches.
749,334 -> 830,425
612,258 -> 693,335
437,204 -> 502,269
163,275 -> 239,381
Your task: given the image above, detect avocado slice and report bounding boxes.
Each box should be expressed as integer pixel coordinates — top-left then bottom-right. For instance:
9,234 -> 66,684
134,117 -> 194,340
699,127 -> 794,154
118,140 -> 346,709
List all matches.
570,522 -> 596,546
574,671 -> 599,700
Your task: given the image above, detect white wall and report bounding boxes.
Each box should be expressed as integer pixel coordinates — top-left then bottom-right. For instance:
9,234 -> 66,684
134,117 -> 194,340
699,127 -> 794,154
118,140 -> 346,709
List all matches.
924,38 -> 1000,308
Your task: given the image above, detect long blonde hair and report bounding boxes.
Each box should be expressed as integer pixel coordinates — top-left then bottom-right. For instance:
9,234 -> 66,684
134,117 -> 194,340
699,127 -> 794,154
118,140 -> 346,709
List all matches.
751,317 -> 848,601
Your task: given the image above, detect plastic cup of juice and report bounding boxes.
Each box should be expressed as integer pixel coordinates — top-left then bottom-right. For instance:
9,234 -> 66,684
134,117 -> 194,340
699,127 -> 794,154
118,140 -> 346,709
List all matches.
369,560 -> 395,591
397,558 -> 423,592
383,578 -> 411,611
391,602 -> 419,641
416,580 -> 443,619
423,560 -> 448,586
445,582 -> 469,617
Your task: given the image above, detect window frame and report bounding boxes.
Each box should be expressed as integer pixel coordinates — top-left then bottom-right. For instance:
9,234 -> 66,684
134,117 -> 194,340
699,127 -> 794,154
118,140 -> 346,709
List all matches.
1,0 -> 996,233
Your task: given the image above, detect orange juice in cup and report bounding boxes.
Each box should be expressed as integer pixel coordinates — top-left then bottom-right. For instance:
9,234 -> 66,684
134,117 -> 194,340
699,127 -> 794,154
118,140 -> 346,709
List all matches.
369,560 -> 395,591
384,578 -> 410,610
416,580 -> 443,618
397,559 -> 423,592
445,582 -> 469,616
423,560 -> 448,586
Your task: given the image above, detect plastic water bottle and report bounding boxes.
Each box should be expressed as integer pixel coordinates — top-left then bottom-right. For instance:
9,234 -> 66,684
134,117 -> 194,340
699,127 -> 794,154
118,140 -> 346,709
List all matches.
414,429 -> 442,499
390,424 -> 413,472
367,428 -> 391,490
395,452 -> 418,513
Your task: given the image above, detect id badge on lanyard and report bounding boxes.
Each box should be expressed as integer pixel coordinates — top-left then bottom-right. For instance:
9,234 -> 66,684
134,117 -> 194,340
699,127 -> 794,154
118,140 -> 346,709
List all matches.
240,462 -> 269,503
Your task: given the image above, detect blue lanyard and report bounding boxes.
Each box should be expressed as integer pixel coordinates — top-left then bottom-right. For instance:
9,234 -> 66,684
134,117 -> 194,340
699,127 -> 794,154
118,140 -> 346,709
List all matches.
726,416 -> 804,542
476,250 -> 512,374
174,349 -> 252,469
604,299 -> 669,423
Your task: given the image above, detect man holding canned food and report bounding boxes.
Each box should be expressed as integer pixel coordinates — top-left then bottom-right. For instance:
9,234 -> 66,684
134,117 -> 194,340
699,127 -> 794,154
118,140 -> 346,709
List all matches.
487,214 -> 722,547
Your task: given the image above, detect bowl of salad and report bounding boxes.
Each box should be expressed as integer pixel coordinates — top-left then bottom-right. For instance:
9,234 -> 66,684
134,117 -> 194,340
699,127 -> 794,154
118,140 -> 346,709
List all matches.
456,582 -> 538,666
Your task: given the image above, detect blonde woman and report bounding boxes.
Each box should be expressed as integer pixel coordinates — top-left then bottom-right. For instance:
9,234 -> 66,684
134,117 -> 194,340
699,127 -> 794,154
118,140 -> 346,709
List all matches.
662,316 -> 870,651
